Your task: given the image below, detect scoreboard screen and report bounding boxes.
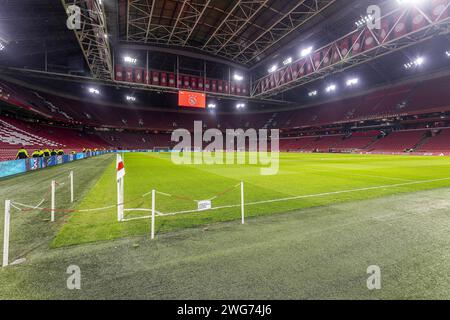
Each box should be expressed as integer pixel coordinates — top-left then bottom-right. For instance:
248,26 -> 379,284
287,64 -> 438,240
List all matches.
178,91 -> 206,109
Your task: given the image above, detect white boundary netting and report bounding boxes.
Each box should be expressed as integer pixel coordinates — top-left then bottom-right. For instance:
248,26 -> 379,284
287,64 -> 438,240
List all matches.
121,182 -> 246,240
2,167 -> 245,266
3,171 -> 75,267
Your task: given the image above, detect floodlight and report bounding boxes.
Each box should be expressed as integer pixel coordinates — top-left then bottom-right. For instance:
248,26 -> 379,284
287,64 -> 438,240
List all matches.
268,65 -> 278,73
0,37 -> 7,51
355,15 -> 374,29
404,56 -> 425,69
300,46 -> 313,57
124,56 -> 137,64
325,84 -> 337,93
308,90 -> 318,97
208,103 -> 216,109
88,88 -> 100,95
233,74 -> 244,81
283,57 -> 293,66
126,96 -> 136,102
236,103 -> 246,109
346,78 -> 359,87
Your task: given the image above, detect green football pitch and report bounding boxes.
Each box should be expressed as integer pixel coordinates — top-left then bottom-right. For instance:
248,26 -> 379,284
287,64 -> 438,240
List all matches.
1,152 -> 450,299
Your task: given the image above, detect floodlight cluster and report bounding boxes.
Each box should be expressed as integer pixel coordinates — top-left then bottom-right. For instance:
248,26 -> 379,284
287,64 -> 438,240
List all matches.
283,57 -> 293,66
325,84 -> 337,93
88,88 -> 100,95
124,56 -> 137,64
404,56 -> 425,69
267,47 -> 312,75
346,78 -> 359,87
355,15 -> 374,29
268,65 -> 278,74
308,77 -> 360,98
233,74 -> 244,81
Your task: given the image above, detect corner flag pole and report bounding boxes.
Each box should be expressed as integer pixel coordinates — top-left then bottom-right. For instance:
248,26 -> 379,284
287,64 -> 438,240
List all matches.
117,154 -> 125,222
241,181 -> 245,225
51,180 -> 56,222
151,189 -> 156,240
2,200 -> 10,267
69,171 -> 74,203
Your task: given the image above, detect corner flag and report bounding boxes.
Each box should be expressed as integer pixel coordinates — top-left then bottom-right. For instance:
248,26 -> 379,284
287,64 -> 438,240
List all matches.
117,154 -> 125,181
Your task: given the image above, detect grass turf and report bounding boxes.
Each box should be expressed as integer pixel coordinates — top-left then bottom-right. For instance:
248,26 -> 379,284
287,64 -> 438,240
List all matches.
52,152 -> 450,247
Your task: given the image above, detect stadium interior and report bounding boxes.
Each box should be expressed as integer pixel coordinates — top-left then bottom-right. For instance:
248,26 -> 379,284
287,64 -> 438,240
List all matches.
1,0 -> 450,301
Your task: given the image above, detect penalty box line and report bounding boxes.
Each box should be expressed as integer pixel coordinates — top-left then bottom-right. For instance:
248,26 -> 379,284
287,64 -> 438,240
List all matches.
121,177 -> 450,221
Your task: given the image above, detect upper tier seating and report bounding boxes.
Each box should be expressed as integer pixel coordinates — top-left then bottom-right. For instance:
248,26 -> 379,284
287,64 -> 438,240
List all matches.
279,137 -> 318,151
368,130 -> 426,153
96,131 -> 172,150
1,73 -> 449,132
416,129 -> 450,153
306,135 -> 345,152
332,136 -> 377,150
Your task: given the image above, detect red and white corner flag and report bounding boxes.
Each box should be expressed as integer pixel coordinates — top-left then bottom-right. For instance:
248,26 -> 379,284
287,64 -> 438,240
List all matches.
117,154 -> 125,181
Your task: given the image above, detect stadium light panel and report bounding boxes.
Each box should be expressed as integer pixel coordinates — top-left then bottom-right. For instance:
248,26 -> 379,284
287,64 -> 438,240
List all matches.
404,56 -> 425,69
88,88 -> 100,95
415,57 -> 424,66
236,103 -> 246,109
308,90 -> 318,97
233,74 -> 244,81
325,84 -> 337,93
283,57 -> 293,66
346,78 -> 359,87
268,65 -> 278,74
207,103 -> 216,109
300,46 -> 313,57
446,51 -> 450,58
126,96 -> 136,102
355,15 -> 374,29
124,56 -> 137,64
0,37 -> 7,51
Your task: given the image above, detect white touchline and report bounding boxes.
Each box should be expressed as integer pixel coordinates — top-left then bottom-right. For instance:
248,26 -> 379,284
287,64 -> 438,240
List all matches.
243,177 -> 450,207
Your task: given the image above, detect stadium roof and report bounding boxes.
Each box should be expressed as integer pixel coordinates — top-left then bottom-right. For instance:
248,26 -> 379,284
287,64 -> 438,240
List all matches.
0,0 -> 449,108
120,0 -> 363,67
0,0 -> 380,69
